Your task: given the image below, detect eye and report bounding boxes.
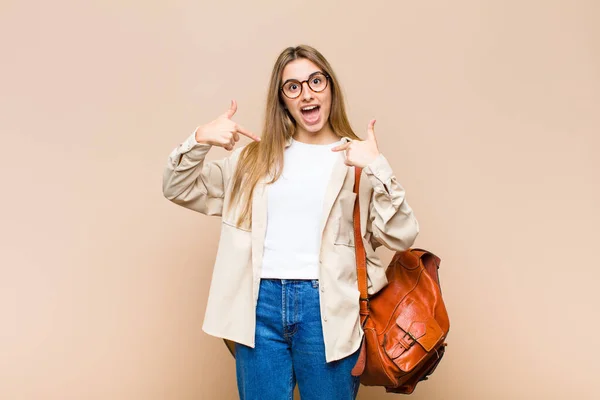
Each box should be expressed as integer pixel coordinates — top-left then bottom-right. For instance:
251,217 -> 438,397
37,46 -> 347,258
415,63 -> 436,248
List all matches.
285,82 -> 300,92
312,78 -> 321,85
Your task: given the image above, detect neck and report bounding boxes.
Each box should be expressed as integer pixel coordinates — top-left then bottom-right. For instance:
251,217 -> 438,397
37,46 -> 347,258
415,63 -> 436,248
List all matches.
293,124 -> 338,145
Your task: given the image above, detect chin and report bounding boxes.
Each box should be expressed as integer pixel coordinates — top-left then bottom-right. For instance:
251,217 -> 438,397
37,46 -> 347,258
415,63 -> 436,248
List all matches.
301,121 -> 327,134
305,125 -> 323,133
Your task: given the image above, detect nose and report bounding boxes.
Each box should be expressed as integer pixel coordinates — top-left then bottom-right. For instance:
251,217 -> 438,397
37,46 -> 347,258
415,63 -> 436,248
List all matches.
301,81 -> 313,101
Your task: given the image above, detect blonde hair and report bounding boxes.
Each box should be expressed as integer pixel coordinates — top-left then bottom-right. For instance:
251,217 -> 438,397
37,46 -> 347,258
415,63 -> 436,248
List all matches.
228,45 -> 360,227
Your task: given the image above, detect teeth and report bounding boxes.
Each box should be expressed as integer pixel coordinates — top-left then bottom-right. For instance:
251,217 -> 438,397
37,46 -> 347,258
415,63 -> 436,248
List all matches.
302,105 -> 318,111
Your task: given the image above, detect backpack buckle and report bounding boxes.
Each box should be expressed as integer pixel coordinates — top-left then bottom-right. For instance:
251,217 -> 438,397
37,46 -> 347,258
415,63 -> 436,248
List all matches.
359,297 -> 370,309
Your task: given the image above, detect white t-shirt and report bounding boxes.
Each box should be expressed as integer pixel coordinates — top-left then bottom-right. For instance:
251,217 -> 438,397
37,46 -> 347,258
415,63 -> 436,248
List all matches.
260,138 -> 343,279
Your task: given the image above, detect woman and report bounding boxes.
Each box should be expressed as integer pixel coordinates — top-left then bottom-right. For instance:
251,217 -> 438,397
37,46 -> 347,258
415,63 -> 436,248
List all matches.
163,45 -> 419,400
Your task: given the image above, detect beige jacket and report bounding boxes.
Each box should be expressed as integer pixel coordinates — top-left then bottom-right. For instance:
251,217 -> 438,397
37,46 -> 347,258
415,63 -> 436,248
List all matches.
162,132 -> 419,362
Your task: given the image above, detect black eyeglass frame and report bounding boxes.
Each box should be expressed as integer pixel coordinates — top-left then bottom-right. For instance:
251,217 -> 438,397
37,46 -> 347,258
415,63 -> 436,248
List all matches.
280,71 -> 331,99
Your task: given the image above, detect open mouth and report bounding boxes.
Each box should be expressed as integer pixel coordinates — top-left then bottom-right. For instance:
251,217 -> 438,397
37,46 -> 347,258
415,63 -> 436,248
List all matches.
300,105 -> 321,124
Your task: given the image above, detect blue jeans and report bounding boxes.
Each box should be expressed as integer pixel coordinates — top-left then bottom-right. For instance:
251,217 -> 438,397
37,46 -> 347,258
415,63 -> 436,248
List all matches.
235,279 -> 360,400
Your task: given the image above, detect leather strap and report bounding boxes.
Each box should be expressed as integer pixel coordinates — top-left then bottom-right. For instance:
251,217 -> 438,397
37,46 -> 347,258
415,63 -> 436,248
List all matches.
353,167 -> 370,321
351,167 -> 369,377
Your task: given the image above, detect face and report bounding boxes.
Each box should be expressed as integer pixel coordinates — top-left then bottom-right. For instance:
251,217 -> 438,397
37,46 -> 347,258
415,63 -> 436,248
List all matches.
280,58 -> 333,136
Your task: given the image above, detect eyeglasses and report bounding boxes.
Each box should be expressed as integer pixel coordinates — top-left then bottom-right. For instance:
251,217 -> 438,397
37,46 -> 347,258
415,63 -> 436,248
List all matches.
280,71 -> 330,99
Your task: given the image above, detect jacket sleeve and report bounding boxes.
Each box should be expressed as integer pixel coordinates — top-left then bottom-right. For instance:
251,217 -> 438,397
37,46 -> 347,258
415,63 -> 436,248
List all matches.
363,153 -> 419,251
162,130 -> 243,216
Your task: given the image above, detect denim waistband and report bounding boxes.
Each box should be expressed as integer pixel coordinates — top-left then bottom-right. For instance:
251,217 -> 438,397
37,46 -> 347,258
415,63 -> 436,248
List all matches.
261,278 -> 319,288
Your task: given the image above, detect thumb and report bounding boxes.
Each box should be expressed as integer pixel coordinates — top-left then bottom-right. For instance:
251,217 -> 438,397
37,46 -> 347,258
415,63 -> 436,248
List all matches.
367,119 -> 376,140
223,99 -> 237,119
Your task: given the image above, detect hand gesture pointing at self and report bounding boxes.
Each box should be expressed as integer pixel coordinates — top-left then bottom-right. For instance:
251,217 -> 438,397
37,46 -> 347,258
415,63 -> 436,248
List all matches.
331,119 -> 380,167
195,100 -> 261,151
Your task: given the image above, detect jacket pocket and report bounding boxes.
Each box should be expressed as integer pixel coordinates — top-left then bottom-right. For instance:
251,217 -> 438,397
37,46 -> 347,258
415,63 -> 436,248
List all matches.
334,190 -> 357,247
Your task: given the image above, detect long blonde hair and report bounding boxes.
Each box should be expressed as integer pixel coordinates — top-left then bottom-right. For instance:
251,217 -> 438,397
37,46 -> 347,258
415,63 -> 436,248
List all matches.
228,45 -> 360,227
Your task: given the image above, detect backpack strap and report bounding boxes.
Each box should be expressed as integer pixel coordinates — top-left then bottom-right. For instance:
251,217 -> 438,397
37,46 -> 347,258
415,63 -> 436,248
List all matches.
351,167 -> 369,377
353,167 -> 370,321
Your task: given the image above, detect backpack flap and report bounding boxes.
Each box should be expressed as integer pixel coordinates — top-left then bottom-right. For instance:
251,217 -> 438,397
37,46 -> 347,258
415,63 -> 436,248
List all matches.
384,300 -> 444,372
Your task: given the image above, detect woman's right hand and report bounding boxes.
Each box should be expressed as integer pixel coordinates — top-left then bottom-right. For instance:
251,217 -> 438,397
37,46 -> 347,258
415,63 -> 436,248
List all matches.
194,100 -> 261,151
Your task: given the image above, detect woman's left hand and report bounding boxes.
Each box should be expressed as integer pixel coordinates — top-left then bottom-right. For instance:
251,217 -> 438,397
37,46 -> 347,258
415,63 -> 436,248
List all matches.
331,119 -> 381,167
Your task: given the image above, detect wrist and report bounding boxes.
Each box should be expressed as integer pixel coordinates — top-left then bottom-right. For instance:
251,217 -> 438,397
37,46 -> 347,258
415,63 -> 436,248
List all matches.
194,126 -> 211,145
366,151 -> 380,166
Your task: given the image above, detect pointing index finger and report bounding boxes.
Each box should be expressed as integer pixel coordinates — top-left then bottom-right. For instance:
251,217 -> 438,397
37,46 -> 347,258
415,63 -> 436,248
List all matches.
236,124 -> 261,142
331,142 -> 351,152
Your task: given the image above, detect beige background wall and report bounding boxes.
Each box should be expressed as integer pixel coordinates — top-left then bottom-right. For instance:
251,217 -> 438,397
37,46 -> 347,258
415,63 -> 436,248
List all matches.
1,0 -> 599,399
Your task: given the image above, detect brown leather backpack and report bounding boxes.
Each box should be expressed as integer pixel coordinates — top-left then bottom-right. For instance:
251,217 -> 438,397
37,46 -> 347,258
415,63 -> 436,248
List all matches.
350,167 -> 450,394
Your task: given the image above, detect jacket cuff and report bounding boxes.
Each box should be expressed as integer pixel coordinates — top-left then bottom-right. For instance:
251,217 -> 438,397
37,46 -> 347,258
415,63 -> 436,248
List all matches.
182,128 -> 212,155
169,128 -> 212,168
